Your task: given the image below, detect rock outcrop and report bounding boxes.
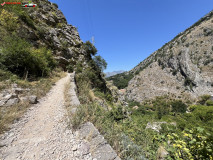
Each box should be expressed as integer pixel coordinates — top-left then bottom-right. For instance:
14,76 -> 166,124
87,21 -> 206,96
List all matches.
76,122 -> 121,160
126,10 -> 213,102
0,84 -> 37,107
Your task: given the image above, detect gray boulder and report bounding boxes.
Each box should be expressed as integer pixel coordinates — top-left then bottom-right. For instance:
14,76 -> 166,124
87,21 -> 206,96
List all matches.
5,98 -> 19,106
0,93 -> 19,107
20,95 -> 38,104
76,122 -> 121,160
28,95 -> 38,104
157,146 -> 168,160
146,122 -> 176,132
146,122 -> 167,132
12,88 -> 24,94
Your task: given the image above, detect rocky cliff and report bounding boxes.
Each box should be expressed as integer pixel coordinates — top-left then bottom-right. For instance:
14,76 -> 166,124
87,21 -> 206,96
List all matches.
126,10 -> 213,102
18,0 -> 90,69
0,0 -> 108,91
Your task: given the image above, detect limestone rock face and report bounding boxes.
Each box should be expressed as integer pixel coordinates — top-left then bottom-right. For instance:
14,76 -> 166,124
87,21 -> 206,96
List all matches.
126,10 -> 213,102
0,90 -> 20,107
0,84 -> 38,107
5,98 -> 20,106
15,0 -> 90,72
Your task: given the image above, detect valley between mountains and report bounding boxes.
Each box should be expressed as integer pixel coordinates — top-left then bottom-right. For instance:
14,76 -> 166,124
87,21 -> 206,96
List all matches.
0,1 -> 212,159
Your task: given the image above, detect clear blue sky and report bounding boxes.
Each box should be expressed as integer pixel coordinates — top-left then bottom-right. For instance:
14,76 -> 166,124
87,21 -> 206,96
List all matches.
49,0 -> 213,72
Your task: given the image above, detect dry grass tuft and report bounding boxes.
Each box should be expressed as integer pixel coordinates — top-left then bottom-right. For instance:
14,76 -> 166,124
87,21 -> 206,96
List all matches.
0,102 -> 29,134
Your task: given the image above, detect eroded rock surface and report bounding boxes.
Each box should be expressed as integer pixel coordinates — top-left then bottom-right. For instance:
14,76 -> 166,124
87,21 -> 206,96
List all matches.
125,11 -> 213,102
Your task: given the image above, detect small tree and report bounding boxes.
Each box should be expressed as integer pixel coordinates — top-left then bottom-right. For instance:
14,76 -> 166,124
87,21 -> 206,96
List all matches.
153,97 -> 170,119
83,41 -> 97,56
1,35 -> 56,78
93,55 -> 107,71
170,100 -> 187,113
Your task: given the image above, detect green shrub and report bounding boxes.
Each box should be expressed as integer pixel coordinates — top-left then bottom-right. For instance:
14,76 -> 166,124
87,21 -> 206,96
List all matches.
1,35 -> 56,78
66,64 -> 74,72
0,69 -> 18,82
18,11 -> 36,29
109,106 -> 127,121
184,77 -> 193,86
75,65 -> 108,95
0,9 -> 19,31
94,90 -> 112,102
36,26 -> 48,38
93,55 -> 107,71
83,41 -> 97,56
197,95 -> 211,105
206,100 -> 213,106
161,127 -> 213,160
170,100 -> 187,113
185,43 -> 189,47
192,105 -> 213,123
128,101 -> 141,107
203,59 -> 213,65
75,63 -> 83,73
56,23 -> 65,28
153,97 -> 170,119
106,73 -> 134,89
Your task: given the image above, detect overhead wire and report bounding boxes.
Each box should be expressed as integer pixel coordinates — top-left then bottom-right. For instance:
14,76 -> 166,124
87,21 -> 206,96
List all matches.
86,0 -> 95,41
79,0 -> 94,42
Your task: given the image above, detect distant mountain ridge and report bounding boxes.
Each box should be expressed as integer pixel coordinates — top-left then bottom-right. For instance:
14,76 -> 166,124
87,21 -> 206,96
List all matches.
105,70 -> 125,78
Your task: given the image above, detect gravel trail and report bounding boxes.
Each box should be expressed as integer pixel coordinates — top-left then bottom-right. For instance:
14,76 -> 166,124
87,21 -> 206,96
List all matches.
0,74 -> 93,160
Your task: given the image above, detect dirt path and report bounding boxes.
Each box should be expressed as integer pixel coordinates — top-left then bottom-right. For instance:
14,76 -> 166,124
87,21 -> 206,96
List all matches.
0,74 -> 93,160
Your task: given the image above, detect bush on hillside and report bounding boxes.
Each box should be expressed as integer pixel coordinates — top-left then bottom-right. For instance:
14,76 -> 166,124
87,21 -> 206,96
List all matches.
109,106 -> 127,121
0,9 -> 19,31
107,73 -> 134,89
153,97 -> 170,119
157,127 -> 213,160
18,11 -> 36,29
206,100 -> 213,106
170,100 -> 187,113
93,55 -> 107,71
197,95 -> 211,105
83,41 -> 97,56
0,35 -> 56,78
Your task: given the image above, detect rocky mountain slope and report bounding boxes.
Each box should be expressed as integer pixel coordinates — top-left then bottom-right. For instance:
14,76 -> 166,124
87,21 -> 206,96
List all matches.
0,0 -> 107,91
125,10 -> 213,102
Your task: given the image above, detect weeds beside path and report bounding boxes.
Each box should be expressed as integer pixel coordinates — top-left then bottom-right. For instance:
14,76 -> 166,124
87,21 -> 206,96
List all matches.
0,73 -> 93,160
0,70 -> 66,134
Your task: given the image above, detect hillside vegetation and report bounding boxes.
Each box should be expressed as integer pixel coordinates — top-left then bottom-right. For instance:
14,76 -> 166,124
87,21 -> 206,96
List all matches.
0,1 -> 212,160
72,68 -> 213,159
0,0 -> 108,133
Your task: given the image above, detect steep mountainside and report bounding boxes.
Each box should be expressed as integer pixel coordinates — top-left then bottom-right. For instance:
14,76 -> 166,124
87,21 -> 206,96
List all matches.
0,0 -> 107,91
126,10 -> 213,102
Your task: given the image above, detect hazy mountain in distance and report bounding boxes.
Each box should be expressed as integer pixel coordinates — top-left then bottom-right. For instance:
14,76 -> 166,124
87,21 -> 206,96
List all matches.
105,70 -> 125,78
